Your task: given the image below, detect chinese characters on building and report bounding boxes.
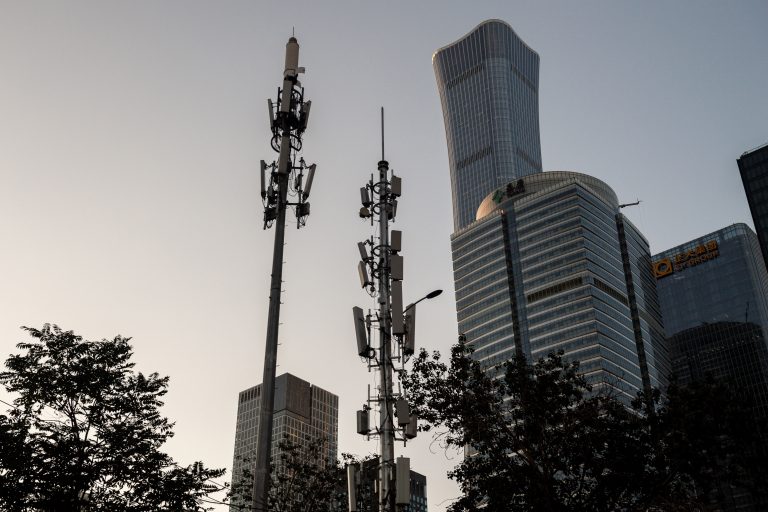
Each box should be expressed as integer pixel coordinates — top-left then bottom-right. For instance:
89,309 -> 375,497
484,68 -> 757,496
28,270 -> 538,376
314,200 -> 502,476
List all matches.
653,240 -> 719,279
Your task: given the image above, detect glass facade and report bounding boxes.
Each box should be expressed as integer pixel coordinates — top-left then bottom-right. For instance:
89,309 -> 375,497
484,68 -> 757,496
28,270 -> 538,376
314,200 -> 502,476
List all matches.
434,19 -> 542,231
229,373 -> 339,510
653,223 -> 768,509
405,471 -> 428,512
654,224 -> 768,340
618,216 -> 669,393
738,143 -> 768,270
453,172 -> 668,403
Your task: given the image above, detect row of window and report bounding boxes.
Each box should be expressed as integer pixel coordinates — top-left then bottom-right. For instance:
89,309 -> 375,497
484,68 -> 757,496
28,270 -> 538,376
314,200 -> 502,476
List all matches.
526,277 -> 584,304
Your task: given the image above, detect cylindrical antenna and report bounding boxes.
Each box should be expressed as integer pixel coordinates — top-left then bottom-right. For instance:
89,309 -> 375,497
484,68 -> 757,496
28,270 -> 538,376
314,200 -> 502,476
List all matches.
360,187 -> 372,207
260,160 -> 267,198
284,37 -> 300,78
381,107 -> 385,161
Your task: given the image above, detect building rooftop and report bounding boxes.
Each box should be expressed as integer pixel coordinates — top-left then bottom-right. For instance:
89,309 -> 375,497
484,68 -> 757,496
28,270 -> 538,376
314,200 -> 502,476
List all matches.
740,140 -> 768,157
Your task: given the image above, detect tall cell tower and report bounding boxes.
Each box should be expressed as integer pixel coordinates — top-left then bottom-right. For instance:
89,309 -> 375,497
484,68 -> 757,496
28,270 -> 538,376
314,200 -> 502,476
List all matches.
252,36 -> 316,512
349,110 -> 441,512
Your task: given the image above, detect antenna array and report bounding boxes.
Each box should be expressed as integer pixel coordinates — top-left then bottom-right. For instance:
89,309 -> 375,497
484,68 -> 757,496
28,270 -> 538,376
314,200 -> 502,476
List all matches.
252,36 -> 317,512
349,109 -> 416,512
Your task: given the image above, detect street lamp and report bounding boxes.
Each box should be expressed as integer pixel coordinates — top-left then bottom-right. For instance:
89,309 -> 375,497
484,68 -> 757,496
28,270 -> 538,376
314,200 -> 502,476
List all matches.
404,289 -> 442,313
401,289 -> 442,359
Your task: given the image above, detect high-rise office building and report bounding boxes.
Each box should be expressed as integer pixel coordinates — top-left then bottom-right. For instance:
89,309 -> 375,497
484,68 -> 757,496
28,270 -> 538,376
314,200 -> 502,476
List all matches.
653,223 -> 768,509
229,373 -> 338,510
452,171 -> 668,402
435,21 -> 664,401
737,142 -> 768,269
405,471 -> 428,512
434,19 -> 542,231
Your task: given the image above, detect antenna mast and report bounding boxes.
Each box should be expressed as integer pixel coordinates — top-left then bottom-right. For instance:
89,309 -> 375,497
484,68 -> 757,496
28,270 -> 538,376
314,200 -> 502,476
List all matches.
381,107 -> 385,161
252,35 -> 316,512
351,109 -> 414,512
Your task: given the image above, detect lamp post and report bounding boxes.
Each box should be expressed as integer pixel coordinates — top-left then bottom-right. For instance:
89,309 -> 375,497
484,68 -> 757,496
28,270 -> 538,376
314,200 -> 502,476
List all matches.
404,289 -> 442,313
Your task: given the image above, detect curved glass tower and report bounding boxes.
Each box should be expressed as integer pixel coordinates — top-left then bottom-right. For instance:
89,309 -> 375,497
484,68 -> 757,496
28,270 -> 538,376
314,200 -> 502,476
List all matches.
434,19 -> 542,231
437,22 -> 665,402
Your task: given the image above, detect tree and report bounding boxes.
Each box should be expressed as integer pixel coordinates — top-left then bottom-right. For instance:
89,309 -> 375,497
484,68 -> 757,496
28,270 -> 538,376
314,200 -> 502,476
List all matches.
228,436 -> 374,512
0,324 -> 224,511
401,338 -> 765,511
642,377 -> 768,509
268,437 -> 346,512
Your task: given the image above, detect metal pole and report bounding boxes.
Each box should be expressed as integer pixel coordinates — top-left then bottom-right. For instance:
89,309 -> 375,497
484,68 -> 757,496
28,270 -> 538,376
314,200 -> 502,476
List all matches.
377,158 -> 394,512
253,35 -> 308,512
252,169 -> 288,512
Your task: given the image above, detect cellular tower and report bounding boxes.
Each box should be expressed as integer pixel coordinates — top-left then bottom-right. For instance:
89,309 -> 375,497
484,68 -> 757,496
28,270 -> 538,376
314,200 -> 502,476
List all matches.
252,36 -> 316,511
349,110 -> 441,512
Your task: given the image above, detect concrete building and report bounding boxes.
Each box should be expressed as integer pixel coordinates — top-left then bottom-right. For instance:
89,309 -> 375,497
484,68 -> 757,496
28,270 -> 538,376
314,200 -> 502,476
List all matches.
229,373 -> 338,510
434,19 -> 543,231
738,142 -> 768,269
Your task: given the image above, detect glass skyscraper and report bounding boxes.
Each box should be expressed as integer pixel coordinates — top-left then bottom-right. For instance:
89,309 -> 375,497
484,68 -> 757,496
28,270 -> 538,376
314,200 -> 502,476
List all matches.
453,172 -> 668,402
738,142 -> 768,270
653,224 -> 768,348
229,373 -> 338,510
653,224 -> 768,509
434,19 -> 542,231
435,21 -> 664,402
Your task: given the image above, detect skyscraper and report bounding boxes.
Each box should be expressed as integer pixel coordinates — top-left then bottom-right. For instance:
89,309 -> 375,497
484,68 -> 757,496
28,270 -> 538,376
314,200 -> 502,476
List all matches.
653,223 -> 768,508
434,19 -> 542,231
452,171 -> 668,402
435,22 -> 664,401
229,373 -> 338,510
737,142 -> 768,269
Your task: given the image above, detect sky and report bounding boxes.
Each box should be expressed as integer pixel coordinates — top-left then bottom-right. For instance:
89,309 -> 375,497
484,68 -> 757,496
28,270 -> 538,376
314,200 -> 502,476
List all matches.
1,1 -> 767,510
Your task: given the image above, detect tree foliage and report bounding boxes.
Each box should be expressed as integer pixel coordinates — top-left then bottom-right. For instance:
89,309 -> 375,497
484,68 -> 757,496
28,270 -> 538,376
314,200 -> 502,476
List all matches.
229,436 -> 374,512
401,339 -> 766,512
269,438 -> 347,512
0,324 -> 224,511
645,377 -> 768,509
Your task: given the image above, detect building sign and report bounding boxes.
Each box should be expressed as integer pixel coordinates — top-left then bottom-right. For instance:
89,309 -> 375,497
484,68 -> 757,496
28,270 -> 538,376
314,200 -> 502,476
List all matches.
492,179 -> 526,204
653,240 -> 719,279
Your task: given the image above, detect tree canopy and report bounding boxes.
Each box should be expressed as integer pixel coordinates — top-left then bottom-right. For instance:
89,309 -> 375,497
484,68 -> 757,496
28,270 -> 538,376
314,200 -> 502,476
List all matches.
0,324 -> 224,511
401,339 -> 767,511
228,436 -> 374,512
